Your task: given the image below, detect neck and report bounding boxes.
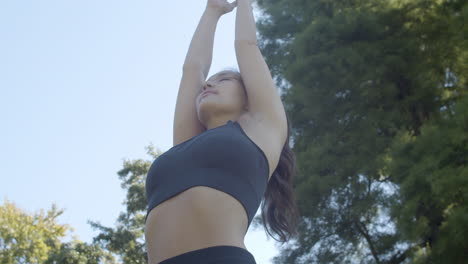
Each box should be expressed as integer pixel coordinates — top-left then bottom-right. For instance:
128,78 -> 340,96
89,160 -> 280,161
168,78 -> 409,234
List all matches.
205,116 -> 237,130
204,111 -> 248,130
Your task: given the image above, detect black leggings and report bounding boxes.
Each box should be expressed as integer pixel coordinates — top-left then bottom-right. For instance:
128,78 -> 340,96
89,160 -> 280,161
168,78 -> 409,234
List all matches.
158,245 -> 257,264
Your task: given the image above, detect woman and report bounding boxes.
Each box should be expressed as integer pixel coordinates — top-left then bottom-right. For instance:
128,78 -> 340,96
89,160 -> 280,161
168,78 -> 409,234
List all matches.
145,0 -> 300,263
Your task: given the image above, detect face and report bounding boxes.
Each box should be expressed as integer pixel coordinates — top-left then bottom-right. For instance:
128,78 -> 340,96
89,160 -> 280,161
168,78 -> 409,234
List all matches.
196,71 -> 248,126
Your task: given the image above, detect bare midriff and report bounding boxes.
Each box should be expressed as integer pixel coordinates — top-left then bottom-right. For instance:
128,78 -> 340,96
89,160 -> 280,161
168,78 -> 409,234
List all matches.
145,186 -> 249,264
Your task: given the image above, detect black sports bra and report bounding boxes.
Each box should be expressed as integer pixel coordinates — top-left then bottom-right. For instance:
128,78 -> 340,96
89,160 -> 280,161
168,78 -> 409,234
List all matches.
145,120 -> 269,232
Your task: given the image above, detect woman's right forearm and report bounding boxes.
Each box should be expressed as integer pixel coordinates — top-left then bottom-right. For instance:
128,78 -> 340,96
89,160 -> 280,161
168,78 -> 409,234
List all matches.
183,8 -> 221,78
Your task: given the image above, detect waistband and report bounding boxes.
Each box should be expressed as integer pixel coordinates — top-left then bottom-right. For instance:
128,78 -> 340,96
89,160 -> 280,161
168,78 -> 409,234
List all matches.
158,245 -> 256,264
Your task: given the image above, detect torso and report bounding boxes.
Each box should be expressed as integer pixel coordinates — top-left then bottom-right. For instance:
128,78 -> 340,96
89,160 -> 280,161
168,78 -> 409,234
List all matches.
145,111 -> 284,264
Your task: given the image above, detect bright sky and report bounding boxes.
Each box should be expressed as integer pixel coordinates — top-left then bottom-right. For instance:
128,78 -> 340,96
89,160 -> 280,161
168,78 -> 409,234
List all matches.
0,1 -> 283,263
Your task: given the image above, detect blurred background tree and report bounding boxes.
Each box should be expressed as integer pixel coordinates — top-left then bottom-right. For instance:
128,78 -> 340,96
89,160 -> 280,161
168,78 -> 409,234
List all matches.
0,198 -> 114,264
88,145 -> 161,264
252,0 -> 467,263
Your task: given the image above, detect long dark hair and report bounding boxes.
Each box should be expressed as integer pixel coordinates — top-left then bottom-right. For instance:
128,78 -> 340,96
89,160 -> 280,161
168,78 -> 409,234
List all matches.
260,113 -> 301,243
219,68 -> 301,243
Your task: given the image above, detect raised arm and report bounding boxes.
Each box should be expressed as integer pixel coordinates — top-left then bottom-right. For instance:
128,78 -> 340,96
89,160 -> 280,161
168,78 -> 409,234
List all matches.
235,0 -> 288,143
173,1 -> 237,146
183,0 -> 237,77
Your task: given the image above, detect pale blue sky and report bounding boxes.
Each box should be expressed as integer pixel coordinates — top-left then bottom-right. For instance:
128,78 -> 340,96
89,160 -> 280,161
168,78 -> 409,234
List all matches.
0,1 -> 283,263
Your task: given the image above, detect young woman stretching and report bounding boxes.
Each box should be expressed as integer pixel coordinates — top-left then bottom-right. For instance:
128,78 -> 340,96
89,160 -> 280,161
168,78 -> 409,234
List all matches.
145,0 -> 298,263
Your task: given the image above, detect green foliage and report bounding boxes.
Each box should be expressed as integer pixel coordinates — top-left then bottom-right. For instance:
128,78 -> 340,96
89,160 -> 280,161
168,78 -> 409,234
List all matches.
0,198 -> 114,264
44,241 -> 115,264
254,0 -> 467,263
0,198 -> 68,264
387,95 -> 468,263
88,145 -> 162,264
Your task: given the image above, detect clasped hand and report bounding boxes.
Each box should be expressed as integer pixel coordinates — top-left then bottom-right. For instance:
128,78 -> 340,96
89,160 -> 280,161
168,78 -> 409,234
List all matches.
206,0 -> 237,16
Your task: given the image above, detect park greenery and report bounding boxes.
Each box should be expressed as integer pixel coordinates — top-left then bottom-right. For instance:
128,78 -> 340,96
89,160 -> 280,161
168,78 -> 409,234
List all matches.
0,199 -> 115,264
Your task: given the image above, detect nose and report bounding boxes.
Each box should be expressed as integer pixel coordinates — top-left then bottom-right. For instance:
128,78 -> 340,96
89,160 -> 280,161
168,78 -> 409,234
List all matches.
203,81 -> 214,90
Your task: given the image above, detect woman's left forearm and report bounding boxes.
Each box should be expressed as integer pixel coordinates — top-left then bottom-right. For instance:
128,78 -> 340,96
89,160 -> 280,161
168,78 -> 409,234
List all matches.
235,0 -> 258,45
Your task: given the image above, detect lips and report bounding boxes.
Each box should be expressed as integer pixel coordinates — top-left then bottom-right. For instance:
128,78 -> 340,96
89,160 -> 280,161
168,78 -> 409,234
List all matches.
200,91 -> 217,99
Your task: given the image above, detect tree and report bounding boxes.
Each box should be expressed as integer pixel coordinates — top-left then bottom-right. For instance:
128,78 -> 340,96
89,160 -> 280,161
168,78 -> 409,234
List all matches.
0,198 -> 114,264
88,145 -> 161,264
252,0 -> 467,262
386,95 -> 468,264
45,240 -> 115,264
